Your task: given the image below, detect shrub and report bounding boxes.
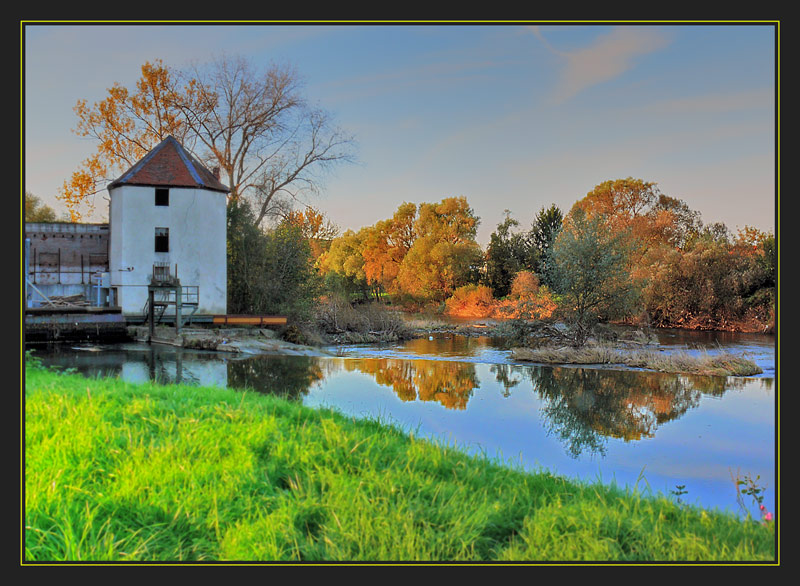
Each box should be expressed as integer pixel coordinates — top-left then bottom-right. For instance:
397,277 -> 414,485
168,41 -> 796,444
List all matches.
445,285 -> 495,318
316,295 -> 408,338
510,271 -> 540,298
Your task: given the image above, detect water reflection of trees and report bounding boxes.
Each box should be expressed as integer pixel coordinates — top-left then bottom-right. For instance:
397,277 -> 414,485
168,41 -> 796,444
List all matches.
340,358 -> 479,410
227,356 -> 325,401
539,367 -> 706,458
400,336 -> 489,357
492,363 -> 747,459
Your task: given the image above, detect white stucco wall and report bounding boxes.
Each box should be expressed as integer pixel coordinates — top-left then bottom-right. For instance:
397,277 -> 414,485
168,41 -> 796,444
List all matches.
108,185 -> 227,316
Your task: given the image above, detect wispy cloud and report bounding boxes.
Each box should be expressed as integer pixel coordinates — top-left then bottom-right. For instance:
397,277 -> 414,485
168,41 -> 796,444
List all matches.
530,26 -> 671,103
320,58 -> 500,106
640,88 -> 774,114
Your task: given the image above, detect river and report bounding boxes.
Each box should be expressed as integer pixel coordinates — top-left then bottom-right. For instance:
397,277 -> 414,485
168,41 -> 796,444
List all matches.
25,325 -> 776,519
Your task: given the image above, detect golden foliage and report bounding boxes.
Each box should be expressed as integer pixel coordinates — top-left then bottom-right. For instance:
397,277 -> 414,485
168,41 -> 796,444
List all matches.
59,60 -> 188,219
445,285 -> 495,318
285,207 -> 339,259
510,271 -> 539,298
341,358 -> 478,410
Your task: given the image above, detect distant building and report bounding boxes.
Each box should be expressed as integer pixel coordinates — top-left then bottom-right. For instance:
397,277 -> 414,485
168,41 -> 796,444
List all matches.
25,136 -> 230,321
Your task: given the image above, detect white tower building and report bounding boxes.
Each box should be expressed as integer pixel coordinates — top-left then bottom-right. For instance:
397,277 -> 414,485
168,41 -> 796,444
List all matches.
107,136 -> 229,319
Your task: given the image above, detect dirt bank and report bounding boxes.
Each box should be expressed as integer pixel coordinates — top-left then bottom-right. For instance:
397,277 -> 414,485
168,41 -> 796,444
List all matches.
128,325 -> 334,357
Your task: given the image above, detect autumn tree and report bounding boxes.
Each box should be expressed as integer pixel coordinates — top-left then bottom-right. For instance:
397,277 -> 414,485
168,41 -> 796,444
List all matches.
445,284 -> 495,318
642,224 -> 775,330
60,56 -> 354,225
60,60 -> 188,220
572,177 -> 660,234
396,197 -> 482,301
571,178 -> 700,252
319,197 -> 482,304
650,194 -> 702,248
317,228 -> 373,301
360,202 -> 417,296
282,205 -> 339,260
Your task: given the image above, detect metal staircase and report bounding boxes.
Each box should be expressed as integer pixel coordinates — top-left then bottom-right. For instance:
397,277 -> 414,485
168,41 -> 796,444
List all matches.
142,263 -> 200,335
141,286 -> 199,327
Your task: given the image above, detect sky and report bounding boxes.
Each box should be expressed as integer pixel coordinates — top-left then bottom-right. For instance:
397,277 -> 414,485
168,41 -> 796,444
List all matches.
23,22 -> 777,246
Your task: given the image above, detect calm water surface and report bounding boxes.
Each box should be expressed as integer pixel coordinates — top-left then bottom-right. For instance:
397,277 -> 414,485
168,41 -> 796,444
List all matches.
26,327 -> 776,518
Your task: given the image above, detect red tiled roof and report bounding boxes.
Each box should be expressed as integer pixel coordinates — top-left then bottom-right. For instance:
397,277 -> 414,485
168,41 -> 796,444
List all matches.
108,136 -> 229,194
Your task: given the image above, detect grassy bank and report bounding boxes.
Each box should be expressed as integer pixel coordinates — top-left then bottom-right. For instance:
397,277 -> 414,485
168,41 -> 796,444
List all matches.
510,345 -> 763,377
24,363 -> 775,562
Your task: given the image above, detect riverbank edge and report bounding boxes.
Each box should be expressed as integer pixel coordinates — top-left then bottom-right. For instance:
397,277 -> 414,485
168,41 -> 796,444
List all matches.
24,363 -> 776,563
122,318 -> 767,378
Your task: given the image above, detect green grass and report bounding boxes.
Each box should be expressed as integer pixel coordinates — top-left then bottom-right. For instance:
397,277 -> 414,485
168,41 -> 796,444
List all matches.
24,362 -> 775,563
511,345 -> 763,377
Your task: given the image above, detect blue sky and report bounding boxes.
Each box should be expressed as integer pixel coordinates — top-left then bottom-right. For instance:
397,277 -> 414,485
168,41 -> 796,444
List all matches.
24,22 -> 777,245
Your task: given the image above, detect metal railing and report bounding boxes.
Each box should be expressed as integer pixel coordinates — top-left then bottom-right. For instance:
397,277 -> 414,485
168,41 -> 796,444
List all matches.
141,285 -> 200,327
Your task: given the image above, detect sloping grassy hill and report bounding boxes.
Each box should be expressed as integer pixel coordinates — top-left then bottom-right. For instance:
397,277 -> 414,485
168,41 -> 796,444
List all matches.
24,362 -> 776,563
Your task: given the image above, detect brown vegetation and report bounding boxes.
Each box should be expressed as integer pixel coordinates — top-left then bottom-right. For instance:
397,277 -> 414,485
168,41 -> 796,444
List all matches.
315,296 -> 411,343
511,344 -> 763,377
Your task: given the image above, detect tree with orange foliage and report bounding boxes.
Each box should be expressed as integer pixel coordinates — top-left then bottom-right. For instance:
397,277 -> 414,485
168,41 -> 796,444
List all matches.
445,284 -> 495,318
510,270 -> 539,298
360,202 -> 417,296
571,178 -> 700,251
320,197 -> 481,303
493,270 -> 557,321
283,206 -> 339,260
396,197 -> 482,301
60,60 -> 189,220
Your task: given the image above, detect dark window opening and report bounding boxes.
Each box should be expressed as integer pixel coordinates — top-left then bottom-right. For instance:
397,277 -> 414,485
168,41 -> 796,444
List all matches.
155,227 -> 169,253
155,188 -> 169,206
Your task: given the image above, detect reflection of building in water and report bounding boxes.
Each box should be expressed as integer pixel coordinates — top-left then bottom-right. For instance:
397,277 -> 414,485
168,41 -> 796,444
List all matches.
339,358 -> 479,410
120,350 -> 229,388
32,345 -> 229,389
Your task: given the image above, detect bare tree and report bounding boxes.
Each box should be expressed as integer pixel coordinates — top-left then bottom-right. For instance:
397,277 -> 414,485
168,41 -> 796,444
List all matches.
175,55 -> 355,227
62,55 -> 355,225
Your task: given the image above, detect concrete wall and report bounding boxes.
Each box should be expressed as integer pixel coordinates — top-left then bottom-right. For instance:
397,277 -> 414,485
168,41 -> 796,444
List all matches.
26,222 -> 109,286
108,184 -> 227,316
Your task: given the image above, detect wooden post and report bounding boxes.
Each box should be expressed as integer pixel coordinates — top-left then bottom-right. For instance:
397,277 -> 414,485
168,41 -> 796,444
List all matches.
175,285 -> 182,335
148,288 -> 155,341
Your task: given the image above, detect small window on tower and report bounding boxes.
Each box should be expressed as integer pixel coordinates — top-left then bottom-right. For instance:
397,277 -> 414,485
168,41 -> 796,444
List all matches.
155,188 -> 169,206
155,227 -> 169,253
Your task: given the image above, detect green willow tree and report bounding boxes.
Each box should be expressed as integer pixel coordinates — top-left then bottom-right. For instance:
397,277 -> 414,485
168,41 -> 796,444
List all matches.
547,208 -> 641,346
